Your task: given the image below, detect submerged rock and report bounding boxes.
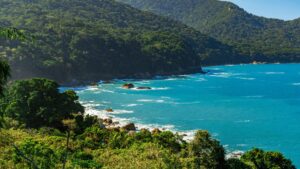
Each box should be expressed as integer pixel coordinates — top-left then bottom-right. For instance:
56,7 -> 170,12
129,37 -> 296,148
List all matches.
137,86 -> 151,90
122,83 -> 135,89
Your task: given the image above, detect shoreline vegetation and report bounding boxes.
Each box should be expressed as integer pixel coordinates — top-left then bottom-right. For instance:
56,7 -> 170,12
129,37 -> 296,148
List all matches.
0,78 -> 296,168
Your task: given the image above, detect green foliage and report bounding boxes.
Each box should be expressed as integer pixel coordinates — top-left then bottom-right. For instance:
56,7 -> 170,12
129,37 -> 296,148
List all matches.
0,0 -> 239,83
0,60 -> 9,96
226,158 -> 251,169
13,139 -> 58,169
0,78 -> 84,129
0,127 -> 297,169
241,148 -> 296,169
119,0 -> 300,62
0,27 -> 27,41
188,130 -> 226,169
71,151 -> 102,169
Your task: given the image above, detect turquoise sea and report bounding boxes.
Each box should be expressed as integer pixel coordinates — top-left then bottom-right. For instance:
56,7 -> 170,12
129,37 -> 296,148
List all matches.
64,64 -> 300,166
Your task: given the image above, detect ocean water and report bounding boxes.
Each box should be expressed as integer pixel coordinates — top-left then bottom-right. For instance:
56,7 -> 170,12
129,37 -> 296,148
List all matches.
63,63 -> 300,166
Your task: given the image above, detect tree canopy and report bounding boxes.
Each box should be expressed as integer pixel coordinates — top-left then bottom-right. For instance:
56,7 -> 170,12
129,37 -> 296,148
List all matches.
0,78 -> 84,129
118,0 -> 300,62
0,0 -> 240,84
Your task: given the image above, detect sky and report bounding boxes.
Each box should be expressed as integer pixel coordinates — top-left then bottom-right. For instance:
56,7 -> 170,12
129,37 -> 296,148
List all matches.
224,0 -> 300,20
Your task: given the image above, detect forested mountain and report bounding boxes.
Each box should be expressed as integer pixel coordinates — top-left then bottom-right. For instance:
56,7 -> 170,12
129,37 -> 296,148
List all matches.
117,0 -> 300,62
0,0 -> 240,84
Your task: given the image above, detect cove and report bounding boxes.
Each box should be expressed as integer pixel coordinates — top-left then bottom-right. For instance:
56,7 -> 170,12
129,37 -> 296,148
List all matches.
63,63 -> 300,166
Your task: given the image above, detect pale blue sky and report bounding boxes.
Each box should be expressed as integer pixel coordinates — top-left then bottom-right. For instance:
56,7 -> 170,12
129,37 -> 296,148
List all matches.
224,0 -> 300,20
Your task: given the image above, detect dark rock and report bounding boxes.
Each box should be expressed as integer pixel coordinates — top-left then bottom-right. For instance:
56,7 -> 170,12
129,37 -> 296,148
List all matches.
137,86 -> 151,90
103,80 -> 112,84
106,108 -> 114,112
122,83 -> 135,89
103,118 -> 113,125
122,123 -> 136,131
90,82 -> 98,86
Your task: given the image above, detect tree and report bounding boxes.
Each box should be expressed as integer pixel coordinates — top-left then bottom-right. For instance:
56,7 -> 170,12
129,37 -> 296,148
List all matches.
12,139 -> 58,169
0,27 -> 26,41
1,78 -> 84,129
0,27 -> 27,127
241,148 -> 296,169
226,158 -> 251,169
188,130 -> 226,169
0,27 -> 27,96
0,60 -> 10,96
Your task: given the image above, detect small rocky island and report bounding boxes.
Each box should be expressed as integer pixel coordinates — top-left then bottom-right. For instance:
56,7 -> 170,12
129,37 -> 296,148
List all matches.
122,83 -> 151,90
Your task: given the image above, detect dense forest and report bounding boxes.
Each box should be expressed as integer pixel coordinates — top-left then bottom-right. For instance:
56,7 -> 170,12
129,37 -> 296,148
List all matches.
0,0 -> 242,84
117,0 -> 300,62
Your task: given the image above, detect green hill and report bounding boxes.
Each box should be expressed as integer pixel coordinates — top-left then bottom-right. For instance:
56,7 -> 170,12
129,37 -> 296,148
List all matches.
0,0 -> 240,84
117,0 -> 300,62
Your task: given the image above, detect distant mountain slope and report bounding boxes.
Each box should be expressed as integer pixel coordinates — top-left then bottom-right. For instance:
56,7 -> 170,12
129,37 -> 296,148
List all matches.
117,0 -> 300,61
0,0 -> 239,84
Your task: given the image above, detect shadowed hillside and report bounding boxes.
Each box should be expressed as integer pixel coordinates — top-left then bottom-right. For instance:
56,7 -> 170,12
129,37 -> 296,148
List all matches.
0,0 -> 241,84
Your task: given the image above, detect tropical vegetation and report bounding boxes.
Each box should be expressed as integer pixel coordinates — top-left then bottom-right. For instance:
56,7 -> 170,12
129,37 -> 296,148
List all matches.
0,0 -> 241,84
0,78 -> 296,169
118,0 -> 300,62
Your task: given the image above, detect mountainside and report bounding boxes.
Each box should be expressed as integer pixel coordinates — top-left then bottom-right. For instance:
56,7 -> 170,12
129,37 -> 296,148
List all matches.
0,0 -> 241,84
117,0 -> 300,61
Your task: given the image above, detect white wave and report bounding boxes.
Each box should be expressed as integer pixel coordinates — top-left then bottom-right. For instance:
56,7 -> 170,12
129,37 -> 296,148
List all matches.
292,83 -> 300,86
244,95 -> 264,98
212,133 -> 219,137
209,72 -> 243,78
85,87 -> 99,91
82,103 -> 102,107
195,78 -> 207,82
237,144 -> 248,147
209,68 -> 222,70
235,120 -> 251,123
165,78 -> 178,81
122,104 -> 142,107
101,89 -> 115,93
264,72 -> 285,75
136,81 -> 150,84
137,99 -> 165,103
173,101 -> 201,105
109,109 -> 134,114
85,106 -> 198,141
236,77 -> 256,80
101,101 -> 111,104
85,107 -> 110,119
225,150 -> 244,159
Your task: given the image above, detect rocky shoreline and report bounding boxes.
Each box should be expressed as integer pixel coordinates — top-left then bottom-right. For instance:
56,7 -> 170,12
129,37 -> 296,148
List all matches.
98,115 -> 244,159
59,66 -> 205,87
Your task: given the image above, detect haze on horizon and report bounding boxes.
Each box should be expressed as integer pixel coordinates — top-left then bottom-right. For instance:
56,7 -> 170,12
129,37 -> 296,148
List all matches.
224,0 -> 300,20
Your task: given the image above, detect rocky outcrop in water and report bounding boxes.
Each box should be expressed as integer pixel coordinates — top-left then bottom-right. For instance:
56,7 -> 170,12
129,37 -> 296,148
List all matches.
122,83 -> 135,89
